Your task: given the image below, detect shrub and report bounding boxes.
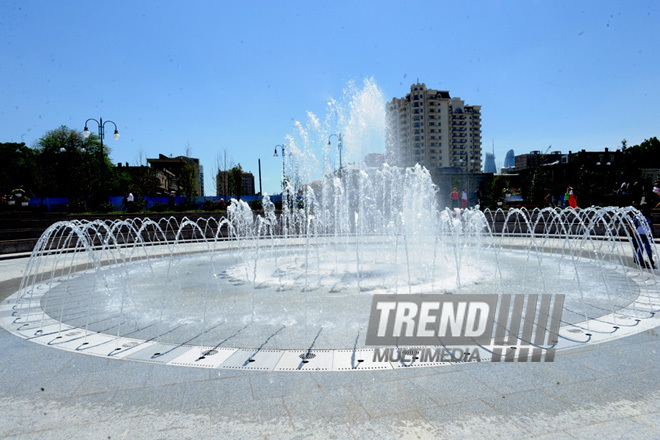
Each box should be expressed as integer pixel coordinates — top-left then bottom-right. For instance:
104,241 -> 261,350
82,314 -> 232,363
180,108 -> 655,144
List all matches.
202,200 -> 220,211
126,196 -> 146,213
68,199 -> 89,213
175,199 -> 194,212
149,202 -> 169,212
248,199 -> 263,211
96,201 -> 114,213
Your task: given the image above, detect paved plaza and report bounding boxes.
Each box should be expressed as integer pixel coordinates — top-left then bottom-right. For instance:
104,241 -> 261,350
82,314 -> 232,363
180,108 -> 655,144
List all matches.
0,256 -> 659,440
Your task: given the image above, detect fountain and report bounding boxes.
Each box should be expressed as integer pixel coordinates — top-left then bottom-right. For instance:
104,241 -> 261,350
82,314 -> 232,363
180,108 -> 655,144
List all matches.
2,80 -> 659,371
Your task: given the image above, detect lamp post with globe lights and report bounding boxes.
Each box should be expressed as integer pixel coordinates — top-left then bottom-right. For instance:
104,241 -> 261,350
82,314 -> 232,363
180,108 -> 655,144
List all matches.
82,117 -> 119,205
327,133 -> 343,172
273,144 -> 290,190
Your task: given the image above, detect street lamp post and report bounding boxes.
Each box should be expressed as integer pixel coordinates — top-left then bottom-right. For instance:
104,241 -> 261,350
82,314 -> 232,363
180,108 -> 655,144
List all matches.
82,117 -> 119,203
273,144 -> 287,188
327,133 -> 343,170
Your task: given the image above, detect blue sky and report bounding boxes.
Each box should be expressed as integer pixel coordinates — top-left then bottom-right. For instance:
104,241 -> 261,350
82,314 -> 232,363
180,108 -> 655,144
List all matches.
1,0 -> 658,196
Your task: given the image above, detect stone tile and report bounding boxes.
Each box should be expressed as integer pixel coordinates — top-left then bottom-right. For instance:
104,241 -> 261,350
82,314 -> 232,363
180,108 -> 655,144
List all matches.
514,353 -> 604,384
347,410 -> 440,440
568,341 -> 656,376
628,410 -> 660,427
113,383 -> 187,413
532,432 -> 578,440
4,418 -> 133,440
282,387 -> 370,430
410,370 -> 500,406
125,410 -> 212,440
210,397 -> 295,437
563,418 -> 657,440
72,365 -> 150,394
270,422 -> 355,440
0,394 -> 125,438
462,362 -> 548,394
180,376 -> 253,410
139,363 -> 217,387
250,371 -> 320,400
540,377 -> 631,409
480,389 -> 600,436
421,400 -> 530,439
346,379 -> 438,419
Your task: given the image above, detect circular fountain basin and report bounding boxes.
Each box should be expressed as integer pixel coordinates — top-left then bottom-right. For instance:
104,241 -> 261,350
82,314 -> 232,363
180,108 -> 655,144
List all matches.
33,243 -> 642,351
2,233 -> 657,373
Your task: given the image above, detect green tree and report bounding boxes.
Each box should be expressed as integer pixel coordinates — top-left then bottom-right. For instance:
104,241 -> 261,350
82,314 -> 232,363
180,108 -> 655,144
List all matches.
178,163 -> 198,201
229,164 -> 243,200
489,174 -> 511,207
0,142 -> 37,196
34,126 -> 113,205
528,167 -> 551,205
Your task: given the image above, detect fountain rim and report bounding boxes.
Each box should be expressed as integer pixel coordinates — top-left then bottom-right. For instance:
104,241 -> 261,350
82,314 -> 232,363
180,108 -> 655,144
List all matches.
3,236 -> 660,371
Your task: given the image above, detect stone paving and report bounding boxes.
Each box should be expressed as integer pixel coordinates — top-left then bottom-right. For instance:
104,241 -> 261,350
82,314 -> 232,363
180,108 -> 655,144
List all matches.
0,256 -> 659,439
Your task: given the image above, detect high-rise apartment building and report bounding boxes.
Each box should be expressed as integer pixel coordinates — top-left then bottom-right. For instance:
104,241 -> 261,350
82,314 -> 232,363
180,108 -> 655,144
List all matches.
386,83 -> 482,173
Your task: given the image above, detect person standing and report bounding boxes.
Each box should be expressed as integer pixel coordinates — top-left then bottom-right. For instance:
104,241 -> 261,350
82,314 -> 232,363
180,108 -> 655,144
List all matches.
632,206 -> 656,269
126,191 -> 135,212
461,188 -> 468,209
450,187 -> 459,209
653,182 -> 660,208
568,186 -> 577,209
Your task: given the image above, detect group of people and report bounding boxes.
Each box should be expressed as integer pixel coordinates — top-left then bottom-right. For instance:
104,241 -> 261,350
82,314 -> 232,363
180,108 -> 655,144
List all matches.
618,180 -> 660,209
542,186 -> 579,209
449,187 -> 468,209
449,181 -> 657,271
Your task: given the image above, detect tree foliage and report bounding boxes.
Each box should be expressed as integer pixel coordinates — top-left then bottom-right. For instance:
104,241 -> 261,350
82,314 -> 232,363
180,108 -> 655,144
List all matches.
0,142 -> 37,196
178,163 -> 198,201
229,164 -> 243,200
33,125 -> 117,204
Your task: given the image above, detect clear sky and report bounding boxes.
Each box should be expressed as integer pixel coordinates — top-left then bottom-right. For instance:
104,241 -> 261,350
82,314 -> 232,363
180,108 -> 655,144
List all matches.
1,0 -> 659,196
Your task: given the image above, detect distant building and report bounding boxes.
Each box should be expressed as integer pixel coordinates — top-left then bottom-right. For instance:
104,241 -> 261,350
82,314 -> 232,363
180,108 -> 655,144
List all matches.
115,162 -> 176,196
199,165 -> 204,197
216,170 -> 255,198
504,149 -> 515,168
364,153 -> 386,168
147,154 -> 202,197
484,152 -> 497,174
386,82 -> 482,173
513,150 -> 568,171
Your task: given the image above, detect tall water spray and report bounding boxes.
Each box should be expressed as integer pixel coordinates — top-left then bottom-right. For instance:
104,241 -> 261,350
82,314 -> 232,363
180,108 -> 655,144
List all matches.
8,79 -> 660,356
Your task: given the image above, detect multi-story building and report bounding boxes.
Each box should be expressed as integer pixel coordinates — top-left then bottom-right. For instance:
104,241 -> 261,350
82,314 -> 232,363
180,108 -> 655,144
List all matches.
216,170 -> 255,198
147,154 -> 202,197
484,152 -> 497,174
386,82 -> 482,173
503,149 -> 516,168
